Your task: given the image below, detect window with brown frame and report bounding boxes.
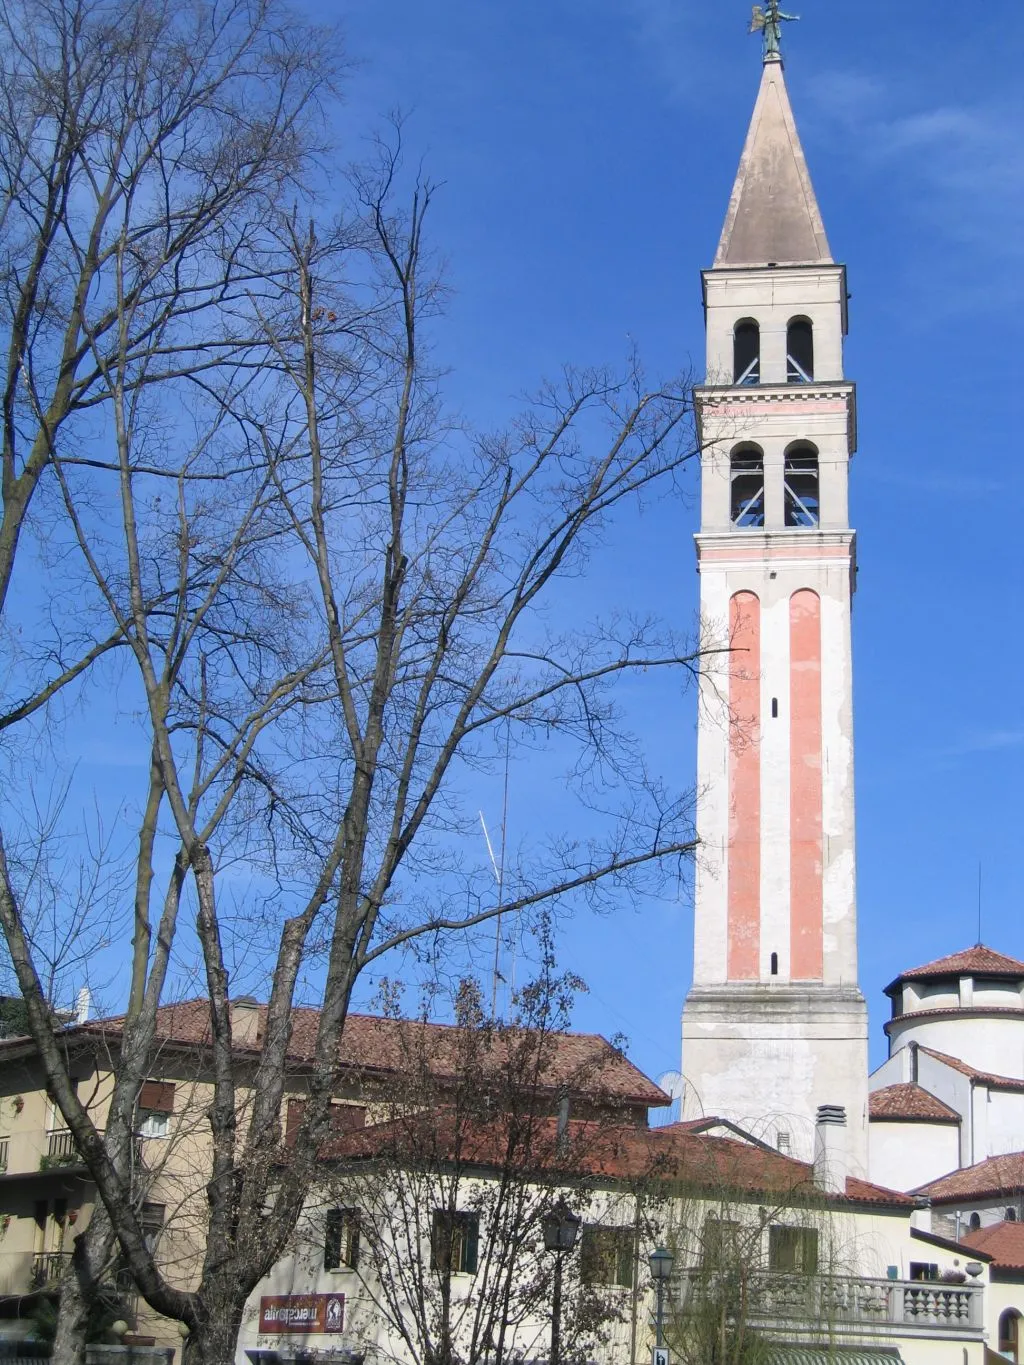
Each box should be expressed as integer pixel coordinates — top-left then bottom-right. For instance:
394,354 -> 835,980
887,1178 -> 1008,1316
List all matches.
324,1207 -> 360,1271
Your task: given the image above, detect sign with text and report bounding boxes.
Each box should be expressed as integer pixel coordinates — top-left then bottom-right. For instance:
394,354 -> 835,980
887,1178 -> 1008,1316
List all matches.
259,1294 -> 345,1335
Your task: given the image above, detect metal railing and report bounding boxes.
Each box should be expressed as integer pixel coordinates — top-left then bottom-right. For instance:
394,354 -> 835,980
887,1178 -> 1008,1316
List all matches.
40,1128 -> 142,1172
45,1129 -> 78,1162
30,1252 -> 70,1288
675,1269 -> 983,1334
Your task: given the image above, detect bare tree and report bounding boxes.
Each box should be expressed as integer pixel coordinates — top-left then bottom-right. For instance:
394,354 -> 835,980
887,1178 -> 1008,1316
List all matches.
0,0 -> 339,1356
658,1151 -> 857,1365
0,9 -> 706,1361
301,968 -> 652,1365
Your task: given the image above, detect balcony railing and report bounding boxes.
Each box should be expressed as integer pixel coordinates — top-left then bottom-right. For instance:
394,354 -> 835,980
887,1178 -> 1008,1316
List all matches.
30,1251 -> 70,1288
676,1269 -> 983,1335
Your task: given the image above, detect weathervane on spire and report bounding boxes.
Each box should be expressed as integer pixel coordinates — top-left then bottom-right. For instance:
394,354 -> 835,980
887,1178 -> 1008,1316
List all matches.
750,1 -> 800,61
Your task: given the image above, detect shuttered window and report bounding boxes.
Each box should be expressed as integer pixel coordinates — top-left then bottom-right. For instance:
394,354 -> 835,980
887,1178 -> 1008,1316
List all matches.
285,1099 -> 367,1144
139,1081 -> 174,1113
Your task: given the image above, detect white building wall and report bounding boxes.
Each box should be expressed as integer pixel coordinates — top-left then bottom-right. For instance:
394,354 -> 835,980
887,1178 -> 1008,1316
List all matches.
869,1120 -> 960,1193
981,1089 -> 1024,1160
887,1014 -> 1024,1081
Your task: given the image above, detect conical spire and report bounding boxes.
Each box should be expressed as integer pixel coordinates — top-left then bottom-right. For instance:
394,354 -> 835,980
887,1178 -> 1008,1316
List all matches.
714,58 -> 832,268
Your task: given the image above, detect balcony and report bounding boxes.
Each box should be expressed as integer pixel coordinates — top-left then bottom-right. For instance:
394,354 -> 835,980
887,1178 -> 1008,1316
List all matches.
675,1269 -> 984,1337
43,1128 -> 79,1166
30,1251 -> 70,1288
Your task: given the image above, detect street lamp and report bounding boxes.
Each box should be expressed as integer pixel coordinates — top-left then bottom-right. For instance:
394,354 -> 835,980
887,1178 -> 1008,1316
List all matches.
648,1245 -> 675,1352
542,1202 -> 581,1365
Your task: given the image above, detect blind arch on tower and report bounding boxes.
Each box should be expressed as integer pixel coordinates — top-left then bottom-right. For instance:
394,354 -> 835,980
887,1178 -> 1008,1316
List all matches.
790,589 -> 823,982
787,317 -> 814,383
733,319 -> 760,386
728,591 -> 761,982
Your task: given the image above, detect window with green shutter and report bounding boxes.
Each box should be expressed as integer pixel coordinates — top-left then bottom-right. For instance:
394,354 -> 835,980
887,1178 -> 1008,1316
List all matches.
431,1210 -> 479,1275
580,1225 -> 634,1288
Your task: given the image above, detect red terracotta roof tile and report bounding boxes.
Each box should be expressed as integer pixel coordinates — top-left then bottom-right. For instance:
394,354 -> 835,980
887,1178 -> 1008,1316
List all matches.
963,1221 -> 1024,1270
325,1113 -> 916,1209
915,1047 -> 1024,1094
915,1153 -> 1024,1202
7,999 -> 668,1107
887,946 -> 1024,994
869,1083 -> 960,1124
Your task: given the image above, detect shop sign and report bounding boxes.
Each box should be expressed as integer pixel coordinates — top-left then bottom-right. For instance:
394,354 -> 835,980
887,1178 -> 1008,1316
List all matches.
258,1294 -> 345,1334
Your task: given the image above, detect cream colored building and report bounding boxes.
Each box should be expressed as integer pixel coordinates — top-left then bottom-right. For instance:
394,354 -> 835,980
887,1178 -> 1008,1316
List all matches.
240,1109 -> 990,1365
0,1001 -> 662,1357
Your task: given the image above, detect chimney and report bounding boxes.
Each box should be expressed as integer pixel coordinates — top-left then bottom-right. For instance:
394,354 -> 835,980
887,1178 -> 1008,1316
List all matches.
813,1104 -> 848,1195
231,996 -> 261,1046
75,987 -> 91,1025
556,1095 -> 570,1157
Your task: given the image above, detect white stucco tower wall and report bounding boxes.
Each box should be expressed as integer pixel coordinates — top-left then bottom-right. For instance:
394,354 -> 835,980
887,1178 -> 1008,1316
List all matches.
681,51 -> 869,1170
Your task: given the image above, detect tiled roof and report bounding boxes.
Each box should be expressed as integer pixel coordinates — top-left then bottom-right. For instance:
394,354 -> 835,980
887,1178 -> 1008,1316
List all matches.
0,999 -> 668,1107
963,1221 -> 1024,1270
326,1113 -> 916,1210
868,1083 -> 960,1124
886,945 -> 1024,994
915,1153 -> 1024,1202
916,1047 -> 1024,1094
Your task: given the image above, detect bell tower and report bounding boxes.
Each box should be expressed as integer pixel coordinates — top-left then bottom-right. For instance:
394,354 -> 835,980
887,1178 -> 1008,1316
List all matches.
680,35 -> 868,1169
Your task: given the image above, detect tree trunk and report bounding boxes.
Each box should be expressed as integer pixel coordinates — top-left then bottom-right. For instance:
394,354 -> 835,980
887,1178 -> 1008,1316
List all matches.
182,1298 -> 246,1365
52,1213 -> 116,1365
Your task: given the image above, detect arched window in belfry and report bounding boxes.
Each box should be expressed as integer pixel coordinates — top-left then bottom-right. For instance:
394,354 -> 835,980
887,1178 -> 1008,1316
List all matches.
731,446 -> 765,528
734,320 -> 760,385
784,443 -> 820,528
1000,1309 -> 1021,1363
787,317 -> 814,383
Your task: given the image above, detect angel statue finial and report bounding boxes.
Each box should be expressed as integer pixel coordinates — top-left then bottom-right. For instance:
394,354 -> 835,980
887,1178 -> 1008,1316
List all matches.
750,0 -> 800,61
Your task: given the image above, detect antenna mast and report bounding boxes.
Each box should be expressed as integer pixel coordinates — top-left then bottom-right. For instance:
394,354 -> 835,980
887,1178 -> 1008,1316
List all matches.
480,723 -> 513,1018
977,862 -> 983,947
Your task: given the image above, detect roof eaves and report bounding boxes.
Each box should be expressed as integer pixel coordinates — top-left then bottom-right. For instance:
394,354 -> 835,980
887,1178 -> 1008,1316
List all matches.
911,1226 -> 993,1261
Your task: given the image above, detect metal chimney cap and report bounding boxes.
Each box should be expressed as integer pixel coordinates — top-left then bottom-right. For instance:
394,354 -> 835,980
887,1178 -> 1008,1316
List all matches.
816,1104 -> 847,1125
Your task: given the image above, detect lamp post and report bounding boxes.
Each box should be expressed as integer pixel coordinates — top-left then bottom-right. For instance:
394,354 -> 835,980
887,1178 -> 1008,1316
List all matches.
542,1202 -> 581,1365
648,1245 -> 675,1355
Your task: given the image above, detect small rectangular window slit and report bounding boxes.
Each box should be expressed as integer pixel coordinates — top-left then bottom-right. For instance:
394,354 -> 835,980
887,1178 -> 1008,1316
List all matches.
771,698 -> 779,718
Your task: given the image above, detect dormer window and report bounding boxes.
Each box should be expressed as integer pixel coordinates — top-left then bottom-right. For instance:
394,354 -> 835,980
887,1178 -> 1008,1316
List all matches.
734,320 -> 760,386
787,318 -> 814,383
731,446 -> 765,528
784,444 -> 819,527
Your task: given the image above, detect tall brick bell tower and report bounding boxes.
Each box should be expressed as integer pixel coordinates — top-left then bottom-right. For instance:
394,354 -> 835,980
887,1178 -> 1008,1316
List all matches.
680,28 -> 868,1171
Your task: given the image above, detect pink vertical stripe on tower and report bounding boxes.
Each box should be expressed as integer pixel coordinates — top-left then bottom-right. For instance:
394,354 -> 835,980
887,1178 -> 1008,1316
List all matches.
728,591 -> 761,981
790,589 -> 823,980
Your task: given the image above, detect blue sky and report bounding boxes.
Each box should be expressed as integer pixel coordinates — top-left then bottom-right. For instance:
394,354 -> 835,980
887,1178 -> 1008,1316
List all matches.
320,0 -> 1024,1082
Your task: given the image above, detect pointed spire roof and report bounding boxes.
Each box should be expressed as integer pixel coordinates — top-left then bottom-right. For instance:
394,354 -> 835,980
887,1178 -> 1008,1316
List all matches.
715,57 -> 832,268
